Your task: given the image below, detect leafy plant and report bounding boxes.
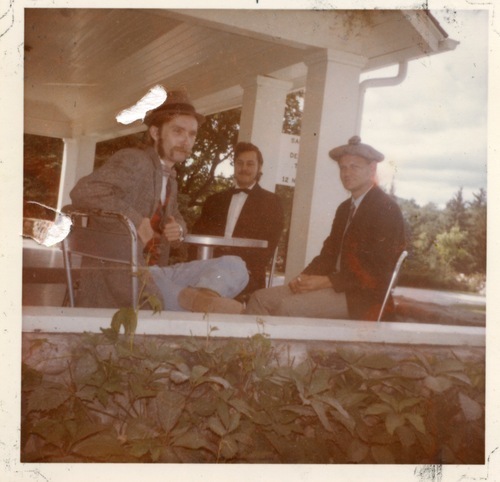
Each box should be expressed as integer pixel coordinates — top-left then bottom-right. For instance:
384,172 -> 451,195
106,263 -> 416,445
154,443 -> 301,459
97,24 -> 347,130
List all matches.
21,328 -> 484,464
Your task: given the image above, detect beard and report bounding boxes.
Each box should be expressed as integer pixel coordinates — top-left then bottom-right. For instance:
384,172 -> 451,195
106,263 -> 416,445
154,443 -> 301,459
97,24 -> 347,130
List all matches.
157,134 -> 191,163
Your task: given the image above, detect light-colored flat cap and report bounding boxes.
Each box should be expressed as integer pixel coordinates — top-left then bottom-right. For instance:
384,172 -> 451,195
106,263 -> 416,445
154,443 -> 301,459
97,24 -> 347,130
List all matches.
328,135 -> 384,163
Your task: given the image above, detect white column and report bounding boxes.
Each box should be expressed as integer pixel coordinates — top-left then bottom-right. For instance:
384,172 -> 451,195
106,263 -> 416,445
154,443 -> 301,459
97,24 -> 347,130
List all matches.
285,49 -> 366,280
238,75 -> 293,192
57,136 -> 97,210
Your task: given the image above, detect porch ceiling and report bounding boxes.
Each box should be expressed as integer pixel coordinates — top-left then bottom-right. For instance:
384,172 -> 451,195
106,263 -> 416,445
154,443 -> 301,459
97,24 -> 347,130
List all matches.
24,8 -> 456,140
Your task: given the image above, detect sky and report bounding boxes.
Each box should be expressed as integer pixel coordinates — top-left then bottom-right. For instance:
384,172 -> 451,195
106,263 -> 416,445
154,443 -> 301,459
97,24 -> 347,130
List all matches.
361,9 -> 488,208
214,9 -> 488,209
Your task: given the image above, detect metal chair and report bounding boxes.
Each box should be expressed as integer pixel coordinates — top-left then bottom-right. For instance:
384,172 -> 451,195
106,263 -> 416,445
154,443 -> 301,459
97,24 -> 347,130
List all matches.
61,207 -> 140,309
267,245 -> 279,288
377,250 -> 408,322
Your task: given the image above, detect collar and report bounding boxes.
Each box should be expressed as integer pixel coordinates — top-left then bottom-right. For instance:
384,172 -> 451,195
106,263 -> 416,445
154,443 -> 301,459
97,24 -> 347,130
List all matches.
351,184 -> 374,208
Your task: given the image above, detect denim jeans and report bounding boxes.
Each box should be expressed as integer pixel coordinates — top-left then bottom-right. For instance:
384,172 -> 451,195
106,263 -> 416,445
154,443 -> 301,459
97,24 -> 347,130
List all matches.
149,255 -> 249,311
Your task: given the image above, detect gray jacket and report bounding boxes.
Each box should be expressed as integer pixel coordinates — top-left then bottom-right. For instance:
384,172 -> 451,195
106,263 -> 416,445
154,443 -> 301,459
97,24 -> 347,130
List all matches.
69,146 -> 186,308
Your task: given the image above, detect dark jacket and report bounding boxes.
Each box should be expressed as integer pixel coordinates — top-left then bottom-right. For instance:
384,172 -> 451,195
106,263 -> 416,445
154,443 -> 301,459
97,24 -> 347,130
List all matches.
303,185 -> 406,320
192,184 -> 284,295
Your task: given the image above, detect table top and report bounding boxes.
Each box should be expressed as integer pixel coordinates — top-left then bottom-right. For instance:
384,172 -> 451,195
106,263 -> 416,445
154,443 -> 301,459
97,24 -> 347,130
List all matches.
184,234 -> 268,249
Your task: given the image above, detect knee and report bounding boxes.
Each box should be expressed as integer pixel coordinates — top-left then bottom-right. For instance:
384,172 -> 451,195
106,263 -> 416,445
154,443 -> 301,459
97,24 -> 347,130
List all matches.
219,256 -> 249,280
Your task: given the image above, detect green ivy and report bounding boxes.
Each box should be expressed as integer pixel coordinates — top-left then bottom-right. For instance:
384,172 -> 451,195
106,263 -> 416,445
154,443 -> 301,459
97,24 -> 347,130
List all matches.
21,330 -> 484,464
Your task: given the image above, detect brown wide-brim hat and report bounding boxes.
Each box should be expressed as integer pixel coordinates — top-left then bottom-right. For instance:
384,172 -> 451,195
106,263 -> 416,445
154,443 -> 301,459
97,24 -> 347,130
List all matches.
144,89 -> 205,127
329,135 -> 384,163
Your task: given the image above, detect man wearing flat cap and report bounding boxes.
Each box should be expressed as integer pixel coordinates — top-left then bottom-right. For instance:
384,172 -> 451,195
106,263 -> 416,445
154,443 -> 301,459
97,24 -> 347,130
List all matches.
70,89 -> 249,313
245,135 -> 406,321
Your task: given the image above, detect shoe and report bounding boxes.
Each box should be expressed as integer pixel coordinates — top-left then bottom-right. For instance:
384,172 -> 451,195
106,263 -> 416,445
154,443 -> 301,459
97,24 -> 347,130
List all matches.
178,287 -> 244,314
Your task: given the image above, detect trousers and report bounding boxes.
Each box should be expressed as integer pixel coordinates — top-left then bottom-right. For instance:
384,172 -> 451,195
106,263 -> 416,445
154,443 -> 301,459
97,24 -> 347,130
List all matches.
244,284 -> 349,319
149,255 -> 249,311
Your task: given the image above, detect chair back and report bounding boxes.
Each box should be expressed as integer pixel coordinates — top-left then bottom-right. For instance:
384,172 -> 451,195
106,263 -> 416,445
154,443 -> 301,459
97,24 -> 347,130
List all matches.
377,250 -> 408,322
267,245 -> 279,288
61,207 -> 139,309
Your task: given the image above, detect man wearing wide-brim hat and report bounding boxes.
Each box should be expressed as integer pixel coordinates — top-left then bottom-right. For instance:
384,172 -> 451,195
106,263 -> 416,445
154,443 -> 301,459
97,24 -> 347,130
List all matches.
245,136 -> 406,321
70,88 -> 249,313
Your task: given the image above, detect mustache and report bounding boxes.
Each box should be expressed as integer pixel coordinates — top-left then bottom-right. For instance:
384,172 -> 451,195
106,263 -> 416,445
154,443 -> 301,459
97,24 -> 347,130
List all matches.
173,146 -> 192,156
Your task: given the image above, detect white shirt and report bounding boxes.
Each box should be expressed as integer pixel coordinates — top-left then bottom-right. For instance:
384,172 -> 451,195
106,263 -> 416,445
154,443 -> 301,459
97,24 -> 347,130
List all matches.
224,182 -> 256,237
160,160 -> 169,204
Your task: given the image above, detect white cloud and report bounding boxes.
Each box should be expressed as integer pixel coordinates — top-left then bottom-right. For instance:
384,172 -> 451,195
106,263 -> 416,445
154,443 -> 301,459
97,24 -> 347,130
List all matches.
361,10 -> 488,208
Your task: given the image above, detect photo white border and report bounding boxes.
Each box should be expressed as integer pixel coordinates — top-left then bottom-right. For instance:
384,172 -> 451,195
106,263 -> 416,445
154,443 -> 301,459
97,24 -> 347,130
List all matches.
1,0 -> 498,480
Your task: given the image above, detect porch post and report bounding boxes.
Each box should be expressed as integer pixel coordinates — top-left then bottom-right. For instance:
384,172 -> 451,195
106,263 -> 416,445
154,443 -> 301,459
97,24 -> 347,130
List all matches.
57,136 -> 97,210
285,49 -> 366,281
238,75 -> 293,192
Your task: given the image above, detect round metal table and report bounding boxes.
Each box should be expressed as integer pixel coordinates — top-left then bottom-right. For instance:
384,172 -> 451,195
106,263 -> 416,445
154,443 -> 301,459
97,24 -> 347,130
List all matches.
184,234 -> 268,260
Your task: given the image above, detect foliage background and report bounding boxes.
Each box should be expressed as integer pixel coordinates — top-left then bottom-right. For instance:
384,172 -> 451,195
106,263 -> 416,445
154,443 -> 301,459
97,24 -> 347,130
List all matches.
22,331 -> 485,464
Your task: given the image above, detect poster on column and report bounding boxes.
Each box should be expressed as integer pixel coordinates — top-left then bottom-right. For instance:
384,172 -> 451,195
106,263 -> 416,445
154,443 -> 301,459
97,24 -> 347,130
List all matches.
276,133 -> 300,187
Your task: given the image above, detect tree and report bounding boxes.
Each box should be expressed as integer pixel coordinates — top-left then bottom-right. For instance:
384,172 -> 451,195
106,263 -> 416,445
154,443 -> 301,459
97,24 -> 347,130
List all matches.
176,108 -> 241,213
23,134 -> 64,220
445,187 -> 468,231
283,89 -> 304,135
466,188 -> 487,273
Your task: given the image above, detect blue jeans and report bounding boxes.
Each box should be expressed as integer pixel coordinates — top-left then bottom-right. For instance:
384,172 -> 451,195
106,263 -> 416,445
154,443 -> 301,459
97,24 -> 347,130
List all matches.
149,255 -> 249,311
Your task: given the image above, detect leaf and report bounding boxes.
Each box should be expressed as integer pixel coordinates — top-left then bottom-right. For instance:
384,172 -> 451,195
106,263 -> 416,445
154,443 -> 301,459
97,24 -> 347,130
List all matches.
337,390 -> 369,408
458,392 -> 483,421
412,351 -> 432,373
434,358 -> 465,374
227,411 -> 241,433
385,413 -> 405,435
145,294 -> 162,314
125,417 -> 158,440
190,365 -> 209,383
111,307 -> 137,335
280,405 -> 315,417
173,431 -> 213,452
208,415 -> 227,437
349,439 -> 370,463
27,384 -> 70,412
405,413 -> 426,434
318,395 -> 351,419
447,372 -> 472,385
371,444 -> 395,464
308,368 -> 332,395
310,399 -> 333,432
336,346 -> 363,365
232,431 -> 254,446
392,362 -> 428,379
220,435 -> 239,459
358,353 -> 396,370
207,376 -> 232,389
424,375 -> 453,393
170,370 -> 190,384
155,390 -> 185,433
229,398 -> 255,419
364,403 -> 392,416
395,424 -> 417,448
72,432 -> 125,460
398,397 -> 422,412
31,419 -> 67,446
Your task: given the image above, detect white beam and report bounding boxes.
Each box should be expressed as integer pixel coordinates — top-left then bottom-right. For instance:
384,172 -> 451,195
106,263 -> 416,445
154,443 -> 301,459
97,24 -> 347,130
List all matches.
238,75 -> 293,192
22,306 -> 485,348
57,136 -> 98,210
286,49 -> 366,279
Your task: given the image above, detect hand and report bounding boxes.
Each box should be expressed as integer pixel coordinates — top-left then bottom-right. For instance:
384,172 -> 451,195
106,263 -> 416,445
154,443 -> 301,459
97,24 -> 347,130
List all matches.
288,274 -> 332,294
163,215 -> 183,242
137,217 -> 155,245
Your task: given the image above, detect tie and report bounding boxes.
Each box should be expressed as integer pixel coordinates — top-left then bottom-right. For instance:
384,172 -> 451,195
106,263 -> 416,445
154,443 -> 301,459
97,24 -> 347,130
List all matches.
336,201 -> 356,271
144,189 -> 171,266
344,201 -> 356,233
231,187 -> 251,195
